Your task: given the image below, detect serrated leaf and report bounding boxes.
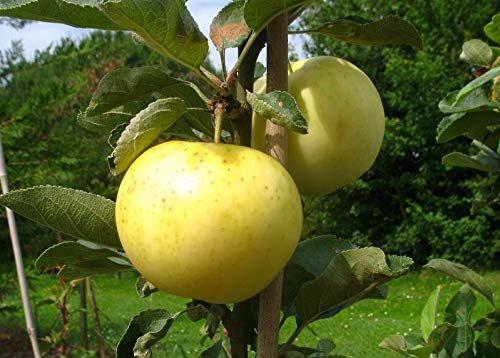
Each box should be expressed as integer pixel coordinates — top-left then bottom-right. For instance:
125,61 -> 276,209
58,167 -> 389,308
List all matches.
441,285 -> 476,357
84,67 -> 199,116
455,66 -> 500,103
81,66 -> 213,137
295,248 -> 412,324
293,15 -> 422,50
439,87 -> 500,113
282,236 -> 357,321
460,39 -> 493,67
436,111 -> 500,143
78,101 -> 146,134
108,123 -> 128,149
0,0 -> 123,30
99,0 -> 208,70
386,255 -> 414,274
135,277 -> 159,298
442,151 -> 500,173
35,241 -> 125,272
117,309 -> 179,358
485,14 -> 500,44
201,341 -> 227,358
247,90 -> 308,134
210,1 -> 250,51
244,0 -> 310,32
0,185 -> 121,249
424,259 -> 495,306
109,97 -> 186,175
58,257 -> 132,280
421,286 -> 441,342
289,235 -> 358,277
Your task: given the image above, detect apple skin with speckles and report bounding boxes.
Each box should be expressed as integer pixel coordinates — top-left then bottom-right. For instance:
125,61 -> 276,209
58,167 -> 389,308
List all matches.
115,141 -> 303,304
253,56 -> 385,196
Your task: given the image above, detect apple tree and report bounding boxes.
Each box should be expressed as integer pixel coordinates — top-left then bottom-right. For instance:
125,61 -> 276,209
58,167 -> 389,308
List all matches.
0,1 -> 423,356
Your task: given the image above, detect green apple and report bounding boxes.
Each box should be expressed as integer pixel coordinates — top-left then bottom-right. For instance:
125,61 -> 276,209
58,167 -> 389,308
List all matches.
252,56 -> 385,196
115,141 -> 303,304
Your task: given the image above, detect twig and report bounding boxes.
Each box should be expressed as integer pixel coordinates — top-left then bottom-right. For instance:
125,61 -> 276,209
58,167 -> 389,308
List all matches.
86,278 -> 107,358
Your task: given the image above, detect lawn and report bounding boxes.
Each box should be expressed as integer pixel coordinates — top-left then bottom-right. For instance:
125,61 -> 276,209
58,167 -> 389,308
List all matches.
1,269 -> 498,357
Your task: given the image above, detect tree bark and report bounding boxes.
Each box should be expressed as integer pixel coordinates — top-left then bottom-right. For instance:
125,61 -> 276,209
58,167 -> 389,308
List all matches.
256,12 -> 289,358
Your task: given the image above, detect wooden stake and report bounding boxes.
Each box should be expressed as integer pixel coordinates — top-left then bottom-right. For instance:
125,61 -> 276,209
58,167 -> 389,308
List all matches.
0,133 -> 42,358
256,12 -> 289,358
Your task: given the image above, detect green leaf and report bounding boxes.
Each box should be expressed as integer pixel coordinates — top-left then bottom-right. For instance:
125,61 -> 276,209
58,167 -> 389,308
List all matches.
289,235 -> 357,277
424,259 -> 495,306
109,97 -> 186,175
455,66 -> 500,103
108,123 -> 128,149
421,285 -> 441,342
442,151 -> 500,172
99,0 -> 208,70
201,341 -> 227,358
460,39 -> 493,67
58,257 -> 132,280
295,248 -> 412,324
244,0 -> 310,32
317,338 -> 336,353
0,0 -> 123,30
84,67 -> 199,116
485,14 -> 500,44
247,90 -> 308,134
81,66 -> 213,137
279,345 -> 322,357
35,240 -> 125,271
78,102 -> 146,134
436,111 -> 500,143
292,15 -> 422,50
425,323 -> 457,354
117,309 -> 179,358
439,87 -> 500,114
135,277 -> 159,298
441,285 -> 476,357
210,1 -> 250,51
254,62 -> 266,80
0,185 -> 121,249
472,176 -> 500,214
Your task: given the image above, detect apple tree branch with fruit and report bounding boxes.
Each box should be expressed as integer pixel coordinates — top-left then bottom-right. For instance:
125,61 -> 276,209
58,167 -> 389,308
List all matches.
0,1 -> 423,356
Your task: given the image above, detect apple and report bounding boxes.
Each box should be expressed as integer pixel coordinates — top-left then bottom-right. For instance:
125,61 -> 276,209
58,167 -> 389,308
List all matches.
252,56 -> 385,196
115,141 -> 303,304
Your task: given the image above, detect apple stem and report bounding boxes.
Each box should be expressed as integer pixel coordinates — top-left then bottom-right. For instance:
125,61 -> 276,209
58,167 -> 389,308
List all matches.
256,12 -> 289,358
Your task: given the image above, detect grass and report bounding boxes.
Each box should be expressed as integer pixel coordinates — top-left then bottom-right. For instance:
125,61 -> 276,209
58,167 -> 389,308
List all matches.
1,270 -> 498,357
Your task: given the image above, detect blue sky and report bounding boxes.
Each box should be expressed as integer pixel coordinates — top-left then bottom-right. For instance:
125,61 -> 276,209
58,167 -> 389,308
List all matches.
0,0 -> 304,69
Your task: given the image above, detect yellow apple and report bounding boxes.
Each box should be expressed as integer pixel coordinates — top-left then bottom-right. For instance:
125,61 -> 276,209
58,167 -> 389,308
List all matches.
252,56 -> 385,196
115,141 -> 302,304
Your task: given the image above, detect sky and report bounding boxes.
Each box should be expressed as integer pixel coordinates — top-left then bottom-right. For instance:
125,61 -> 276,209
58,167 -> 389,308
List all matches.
0,0 -> 304,70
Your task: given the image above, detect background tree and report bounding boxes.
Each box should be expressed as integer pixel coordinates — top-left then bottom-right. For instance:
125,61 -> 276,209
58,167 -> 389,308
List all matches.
298,0 -> 500,268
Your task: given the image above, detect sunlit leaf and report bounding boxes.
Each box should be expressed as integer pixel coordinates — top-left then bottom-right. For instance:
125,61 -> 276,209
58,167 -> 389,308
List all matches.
0,0 -> 123,30
99,0 -> 208,69
247,90 -> 308,134
109,98 -> 186,175
210,0 -> 250,51
424,259 -> 495,305
0,185 -> 121,249
460,39 -> 493,67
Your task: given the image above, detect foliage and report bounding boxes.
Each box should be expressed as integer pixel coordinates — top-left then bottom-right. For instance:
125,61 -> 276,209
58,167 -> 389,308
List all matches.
299,0 -> 500,269
380,259 -> 499,357
437,13 -> 500,214
0,0 -> 423,356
